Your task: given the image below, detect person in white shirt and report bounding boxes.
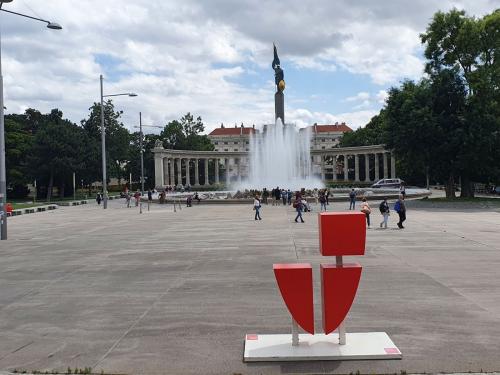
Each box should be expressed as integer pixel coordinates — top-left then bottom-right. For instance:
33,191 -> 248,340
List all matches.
254,195 -> 262,220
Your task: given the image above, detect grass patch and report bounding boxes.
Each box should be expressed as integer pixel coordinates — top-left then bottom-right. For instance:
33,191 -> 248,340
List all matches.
10,202 -> 47,210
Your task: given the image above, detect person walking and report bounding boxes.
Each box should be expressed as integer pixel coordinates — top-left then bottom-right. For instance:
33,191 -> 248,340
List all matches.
287,189 -> 292,205
379,197 -> 390,229
399,182 -> 406,199
274,186 -> 281,206
254,195 -> 262,220
360,198 -> 371,228
349,189 -> 356,210
134,190 -> 141,207
96,193 -> 102,205
281,189 -> 287,205
319,193 -> 327,211
263,188 -> 269,205
326,189 -> 330,205
147,189 -> 153,203
293,198 -> 305,223
394,195 -> 406,229
126,192 -> 131,208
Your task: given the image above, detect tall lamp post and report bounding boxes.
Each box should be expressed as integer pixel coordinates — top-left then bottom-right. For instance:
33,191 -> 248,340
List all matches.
99,74 -> 137,209
133,113 -> 162,196
0,0 -> 62,240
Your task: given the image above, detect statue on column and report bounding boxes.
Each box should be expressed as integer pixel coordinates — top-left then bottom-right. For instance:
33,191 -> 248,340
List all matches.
272,43 -> 285,123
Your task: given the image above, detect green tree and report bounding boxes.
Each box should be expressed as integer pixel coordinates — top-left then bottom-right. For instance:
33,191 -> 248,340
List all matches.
160,112 -> 214,151
29,109 -> 89,200
81,100 -> 132,185
5,117 -> 33,198
421,8 -> 500,196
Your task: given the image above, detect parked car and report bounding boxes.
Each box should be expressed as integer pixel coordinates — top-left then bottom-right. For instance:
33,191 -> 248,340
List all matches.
371,178 -> 404,188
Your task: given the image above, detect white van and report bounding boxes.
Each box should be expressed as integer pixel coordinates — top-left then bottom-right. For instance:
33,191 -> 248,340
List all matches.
371,178 -> 404,188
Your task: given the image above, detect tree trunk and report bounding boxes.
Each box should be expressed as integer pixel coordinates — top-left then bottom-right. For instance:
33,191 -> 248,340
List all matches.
47,171 -> 54,202
59,182 -> 65,198
445,174 -> 456,199
460,174 -> 475,198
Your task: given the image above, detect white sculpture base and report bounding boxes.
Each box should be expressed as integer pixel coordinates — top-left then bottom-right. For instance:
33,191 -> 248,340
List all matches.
244,332 -> 402,362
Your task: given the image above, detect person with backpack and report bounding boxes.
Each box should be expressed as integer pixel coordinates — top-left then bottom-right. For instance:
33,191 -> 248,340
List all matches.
360,198 -> 371,228
394,195 -> 406,229
349,189 -> 356,210
293,198 -> 305,223
253,195 -> 262,220
319,193 -> 327,211
379,197 -> 390,229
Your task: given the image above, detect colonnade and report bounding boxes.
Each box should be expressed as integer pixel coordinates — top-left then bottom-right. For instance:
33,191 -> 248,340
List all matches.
316,151 -> 396,182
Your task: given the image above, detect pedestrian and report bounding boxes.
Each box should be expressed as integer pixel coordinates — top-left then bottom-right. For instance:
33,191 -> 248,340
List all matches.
326,189 -> 330,205
254,195 -> 262,220
194,192 -> 201,204
274,186 -> 281,206
126,192 -> 131,208
287,189 -> 292,205
394,194 -> 406,229
147,189 -> 153,203
186,195 -> 192,207
263,188 -> 269,205
96,193 -> 102,205
293,198 -> 305,223
399,182 -> 406,199
134,190 -> 141,207
379,197 -> 390,229
349,189 -> 356,210
319,193 -> 327,211
360,198 -> 371,228
281,189 -> 287,205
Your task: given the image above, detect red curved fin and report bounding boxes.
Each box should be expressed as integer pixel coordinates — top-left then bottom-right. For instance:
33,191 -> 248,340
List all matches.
321,263 -> 362,334
273,263 -> 314,334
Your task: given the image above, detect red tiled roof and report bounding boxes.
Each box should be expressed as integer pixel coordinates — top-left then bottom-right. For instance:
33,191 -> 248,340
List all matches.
312,124 -> 353,133
209,127 -> 256,136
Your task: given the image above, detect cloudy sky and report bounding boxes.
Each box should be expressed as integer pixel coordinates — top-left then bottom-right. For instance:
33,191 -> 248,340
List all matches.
1,0 -> 497,133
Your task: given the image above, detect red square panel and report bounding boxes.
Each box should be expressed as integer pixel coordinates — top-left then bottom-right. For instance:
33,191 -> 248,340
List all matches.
318,212 -> 366,256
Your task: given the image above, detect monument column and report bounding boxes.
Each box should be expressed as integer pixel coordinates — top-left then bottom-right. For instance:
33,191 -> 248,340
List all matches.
365,154 -> 370,182
194,158 -> 200,186
169,158 -> 175,186
332,155 -> 337,181
391,152 -> 396,178
163,157 -> 169,185
383,153 -> 388,179
215,158 -> 220,184
374,153 -> 380,181
238,159 -> 242,184
204,158 -> 209,186
343,155 -> 349,181
155,155 -> 164,188
225,158 -> 230,186
354,154 -> 360,182
177,158 -> 182,186
185,158 -> 190,186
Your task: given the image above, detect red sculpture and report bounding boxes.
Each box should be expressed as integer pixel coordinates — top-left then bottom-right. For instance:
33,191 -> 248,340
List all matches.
273,263 -> 314,334
321,263 -> 362,334
318,212 -> 366,256
274,212 -> 366,336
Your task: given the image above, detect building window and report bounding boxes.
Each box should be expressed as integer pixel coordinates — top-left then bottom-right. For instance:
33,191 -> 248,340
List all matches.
224,149 -> 228,151
322,138 -> 326,142
245,141 -> 249,144
322,146 -> 326,149
234,141 -> 238,145
234,149 -> 238,151
246,148 -> 249,151
214,141 -> 218,145
224,142 -> 228,145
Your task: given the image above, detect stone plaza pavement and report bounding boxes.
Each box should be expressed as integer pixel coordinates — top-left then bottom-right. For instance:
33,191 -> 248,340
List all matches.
1,199 -> 500,374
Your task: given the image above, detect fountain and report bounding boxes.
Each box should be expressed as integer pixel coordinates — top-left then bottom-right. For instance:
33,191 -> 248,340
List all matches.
240,44 -> 323,191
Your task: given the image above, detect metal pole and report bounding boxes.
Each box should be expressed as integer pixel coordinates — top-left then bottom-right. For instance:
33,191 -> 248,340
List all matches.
0,21 -> 7,240
73,172 -> 76,201
100,74 -> 108,209
140,112 -> 144,196
336,255 -> 346,345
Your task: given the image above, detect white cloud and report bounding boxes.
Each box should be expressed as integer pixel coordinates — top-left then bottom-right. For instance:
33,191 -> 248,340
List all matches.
0,0 -> 497,134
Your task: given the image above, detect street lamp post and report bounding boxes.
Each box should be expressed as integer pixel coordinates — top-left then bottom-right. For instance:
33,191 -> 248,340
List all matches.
99,75 -> 137,209
0,0 -> 62,240
133,115 -> 161,197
